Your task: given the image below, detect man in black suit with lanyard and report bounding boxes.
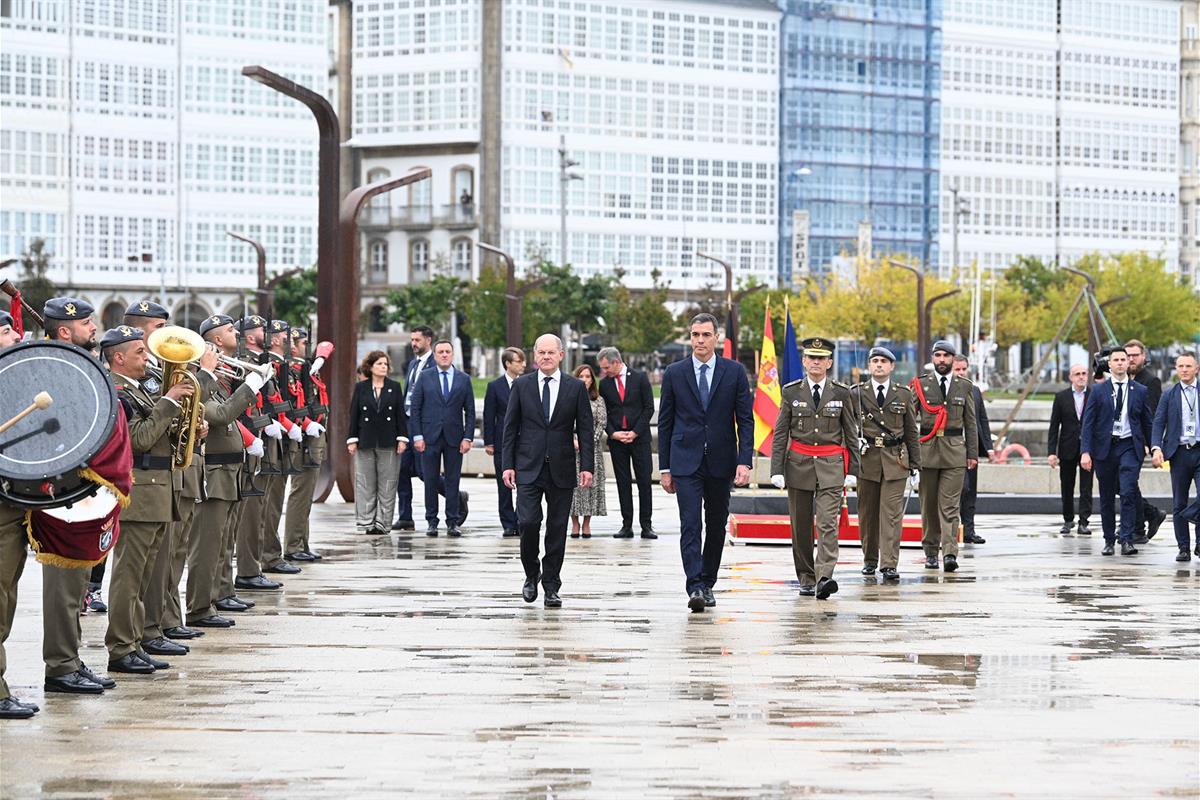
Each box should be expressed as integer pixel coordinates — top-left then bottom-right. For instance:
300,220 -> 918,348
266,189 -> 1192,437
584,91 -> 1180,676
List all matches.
502,334 -> 594,609
1048,363 -> 1093,535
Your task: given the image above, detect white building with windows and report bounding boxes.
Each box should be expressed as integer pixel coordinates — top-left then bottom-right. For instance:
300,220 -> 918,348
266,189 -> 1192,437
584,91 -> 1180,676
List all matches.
939,0 -> 1181,278
341,0 -> 780,332
1,0 -> 324,329
1181,0 -> 1200,288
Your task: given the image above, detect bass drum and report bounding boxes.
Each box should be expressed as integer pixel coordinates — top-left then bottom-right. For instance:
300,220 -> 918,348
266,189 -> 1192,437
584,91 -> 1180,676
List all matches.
0,341 -> 119,508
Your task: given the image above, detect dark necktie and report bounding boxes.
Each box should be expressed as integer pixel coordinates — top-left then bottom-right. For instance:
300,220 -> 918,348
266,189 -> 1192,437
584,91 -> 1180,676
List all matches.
698,363 -> 710,410
812,383 -> 821,409
940,377 -> 948,400
876,385 -> 886,408
542,376 -> 552,421
1114,382 -> 1124,422
441,370 -> 450,401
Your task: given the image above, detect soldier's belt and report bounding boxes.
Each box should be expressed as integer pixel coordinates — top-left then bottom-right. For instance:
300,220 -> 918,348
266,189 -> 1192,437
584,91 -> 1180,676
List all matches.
920,426 -> 963,438
205,452 -> 243,465
133,455 -> 173,471
789,441 -> 850,472
867,433 -> 904,448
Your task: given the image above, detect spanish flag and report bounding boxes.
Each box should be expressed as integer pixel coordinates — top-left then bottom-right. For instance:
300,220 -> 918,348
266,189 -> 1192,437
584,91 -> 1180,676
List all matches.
752,300 -> 781,456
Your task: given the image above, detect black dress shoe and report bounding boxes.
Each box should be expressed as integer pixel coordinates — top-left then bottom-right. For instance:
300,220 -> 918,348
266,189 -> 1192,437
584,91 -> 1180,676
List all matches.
925,555 -> 939,569
502,529 -> 519,538
235,575 -> 281,591
108,652 -> 155,674
964,533 -> 986,544
702,587 -> 716,607
285,551 -> 316,562
78,664 -> 115,689
392,519 -> 415,531
1176,548 -> 1191,562
880,567 -> 900,581
1059,522 -> 1073,535
640,529 -> 658,540
1121,541 -> 1138,556
456,491 -> 470,525
215,597 -> 251,613
45,670 -> 104,694
135,651 -> 169,670
304,550 -> 323,560
544,591 -> 562,608
797,585 -> 816,597
688,590 -> 706,613
581,532 -> 591,539
1132,534 -> 1149,545
614,527 -> 635,539
191,615 -> 235,628
861,565 -> 876,575
141,637 -> 188,656
943,555 -> 959,572
228,595 -> 255,609
264,561 -> 301,575
1077,522 -> 1091,535
570,531 -> 580,539
426,526 -> 439,537
1147,507 -> 1166,540
11,697 -> 39,713
815,577 -> 839,600
1101,543 -> 1115,556
0,697 -> 36,719
522,580 -> 538,603
164,625 -> 204,639
447,526 -> 463,538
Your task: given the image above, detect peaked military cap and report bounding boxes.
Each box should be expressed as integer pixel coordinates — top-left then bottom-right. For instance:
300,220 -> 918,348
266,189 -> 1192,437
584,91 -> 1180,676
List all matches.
801,336 -> 834,358
868,346 -> 896,363
99,325 -> 145,350
200,313 -> 234,337
236,315 -> 267,333
268,319 -> 290,335
43,297 -> 95,321
931,339 -> 957,356
124,300 -> 169,320
0,309 -> 13,328
290,327 -> 308,340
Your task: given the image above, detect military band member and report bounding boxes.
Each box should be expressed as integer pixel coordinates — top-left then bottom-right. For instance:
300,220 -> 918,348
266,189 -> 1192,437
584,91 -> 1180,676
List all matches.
283,328 -> 328,562
851,347 -> 920,580
911,341 -> 979,572
770,337 -> 861,600
259,319 -> 304,576
39,298 -> 118,695
0,308 -> 19,348
100,325 -> 194,675
185,315 -> 264,628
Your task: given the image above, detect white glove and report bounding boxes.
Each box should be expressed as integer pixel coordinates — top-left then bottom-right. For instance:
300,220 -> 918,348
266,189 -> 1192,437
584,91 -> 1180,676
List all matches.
304,420 -> 325,437
243,371 -> 266,394
264,422 -> 283,440
770,474 -> 785,489
908,470 -> 920,493
246,438 -> 265,458
309,356 -> 325,376
843,474 -> 857,490
287,424 -> 303,442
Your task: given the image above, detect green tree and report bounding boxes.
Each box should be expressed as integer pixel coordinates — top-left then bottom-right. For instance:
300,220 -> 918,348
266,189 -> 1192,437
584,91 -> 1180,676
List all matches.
271,266 -> 317,331
1004,255 -> 1067,301
13,238 -> 57,331
608,268 -> 675,355
459,264 -> 509,348
523,261 -> 613,339
385,274 -> 466,337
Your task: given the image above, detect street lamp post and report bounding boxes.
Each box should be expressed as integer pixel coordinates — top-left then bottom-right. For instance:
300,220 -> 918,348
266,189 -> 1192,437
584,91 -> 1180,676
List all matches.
226,231 -> 271,319
888,258 -> 927,359
477,242 -> 547,349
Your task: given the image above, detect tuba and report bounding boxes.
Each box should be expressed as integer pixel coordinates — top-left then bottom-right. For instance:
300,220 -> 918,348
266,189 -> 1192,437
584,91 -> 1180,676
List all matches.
146,325 -> 206,470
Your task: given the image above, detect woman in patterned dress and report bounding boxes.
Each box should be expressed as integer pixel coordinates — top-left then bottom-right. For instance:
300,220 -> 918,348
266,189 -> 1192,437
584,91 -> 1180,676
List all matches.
570,364 -> 607,538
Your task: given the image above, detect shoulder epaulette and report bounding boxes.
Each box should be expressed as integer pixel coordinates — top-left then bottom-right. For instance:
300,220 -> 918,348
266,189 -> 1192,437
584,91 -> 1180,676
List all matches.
783,378 -> 804,388
831,379 -> 849,390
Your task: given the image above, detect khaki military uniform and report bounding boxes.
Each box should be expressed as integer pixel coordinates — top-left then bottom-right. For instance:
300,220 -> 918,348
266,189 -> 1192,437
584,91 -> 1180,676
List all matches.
0,501 -> 28,697
912,372 -> 979,559
235,347 -> 276,580
145,453 -> 198,640
260,351 -> 294,569
852,381 -> 921,570
285,428 -> 325,555
105,374 -> 178,662
187,374 -> 257,623
771,379 -> 861,586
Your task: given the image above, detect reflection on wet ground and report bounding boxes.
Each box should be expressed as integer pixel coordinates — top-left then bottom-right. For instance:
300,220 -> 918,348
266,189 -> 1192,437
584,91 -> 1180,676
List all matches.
1,479 -> 1197,798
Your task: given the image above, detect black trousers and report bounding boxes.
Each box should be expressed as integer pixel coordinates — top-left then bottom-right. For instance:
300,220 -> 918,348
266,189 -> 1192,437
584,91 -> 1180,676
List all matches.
610,436 -> 654,530
517,463 -> 574,592
492,450 -> 518,531
1058,456 -> 1093,524
960,465 -> 979,533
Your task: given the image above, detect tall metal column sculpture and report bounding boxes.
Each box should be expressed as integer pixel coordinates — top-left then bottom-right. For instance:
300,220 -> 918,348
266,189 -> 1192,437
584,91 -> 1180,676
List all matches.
241,66 -> 343,500
226,231 -> 271,319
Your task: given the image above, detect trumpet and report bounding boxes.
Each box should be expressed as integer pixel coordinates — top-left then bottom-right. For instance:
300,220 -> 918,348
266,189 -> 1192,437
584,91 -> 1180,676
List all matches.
208,343 -> 272,382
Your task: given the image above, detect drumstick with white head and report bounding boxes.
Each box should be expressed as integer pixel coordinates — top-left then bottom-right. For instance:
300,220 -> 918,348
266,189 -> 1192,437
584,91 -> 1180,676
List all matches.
0,392 -> 54,435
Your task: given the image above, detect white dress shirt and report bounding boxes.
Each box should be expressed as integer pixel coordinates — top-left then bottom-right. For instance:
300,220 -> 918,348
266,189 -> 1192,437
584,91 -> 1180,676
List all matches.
1181,380 -> 1198,445
1110,379 -> 1131,439
538,369 -> 562,419
870,379 -> 890,403
809,377 -> 828,404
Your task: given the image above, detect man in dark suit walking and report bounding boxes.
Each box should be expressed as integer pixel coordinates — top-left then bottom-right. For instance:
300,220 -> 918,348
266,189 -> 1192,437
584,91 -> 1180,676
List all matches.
1048,363 -> 1093,535
1080,346 -> 1153,556
410,340 -> 475,537
658,313 -> 754,613
1126,339 -> 1168,543
1151,351 -> 1200,562
952,355 -> 994,544
484,347 -> 525,538
596,346 -> 657,539
502,334 -> 594,608
394,326 -> 436,530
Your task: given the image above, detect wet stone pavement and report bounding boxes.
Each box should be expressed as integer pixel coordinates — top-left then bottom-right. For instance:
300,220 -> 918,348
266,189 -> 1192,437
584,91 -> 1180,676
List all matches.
1,477 -> 1198,799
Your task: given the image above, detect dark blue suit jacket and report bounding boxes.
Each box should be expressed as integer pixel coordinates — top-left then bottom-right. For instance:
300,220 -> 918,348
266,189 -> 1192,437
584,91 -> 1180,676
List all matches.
1152,382 -> 1198,461
410,367 -> 476,447
1080,377 -> 1151,461
657,356 -> 753,479
482,376 -> 513,449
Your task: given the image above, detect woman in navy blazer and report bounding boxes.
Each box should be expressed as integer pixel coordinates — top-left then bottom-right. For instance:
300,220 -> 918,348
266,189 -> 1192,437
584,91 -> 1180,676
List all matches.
347,351 -> 408,535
